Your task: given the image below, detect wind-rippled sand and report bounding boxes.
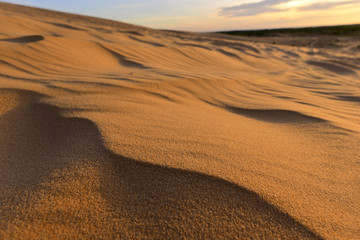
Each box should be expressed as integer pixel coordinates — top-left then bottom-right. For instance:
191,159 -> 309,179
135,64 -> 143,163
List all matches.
0,3 -> 359,239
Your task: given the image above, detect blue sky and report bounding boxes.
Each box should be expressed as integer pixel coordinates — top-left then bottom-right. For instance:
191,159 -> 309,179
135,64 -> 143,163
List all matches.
3,0 -> 360,31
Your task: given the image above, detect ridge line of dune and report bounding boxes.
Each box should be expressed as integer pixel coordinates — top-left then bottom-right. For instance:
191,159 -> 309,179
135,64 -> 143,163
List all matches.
0,88 -> 323,239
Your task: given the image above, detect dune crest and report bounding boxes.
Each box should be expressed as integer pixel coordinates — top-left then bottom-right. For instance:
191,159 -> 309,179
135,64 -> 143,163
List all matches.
0,90 -> 321,239
224,106 -> 326,123
0,2 -> 359,239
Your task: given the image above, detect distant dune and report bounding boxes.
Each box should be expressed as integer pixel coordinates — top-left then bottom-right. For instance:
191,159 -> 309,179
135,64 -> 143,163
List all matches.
218,24 -> 360,37
0,2 -> 359,239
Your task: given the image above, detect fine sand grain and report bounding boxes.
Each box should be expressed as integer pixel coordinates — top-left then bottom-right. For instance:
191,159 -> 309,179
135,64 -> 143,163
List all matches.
0,2 -> 359,239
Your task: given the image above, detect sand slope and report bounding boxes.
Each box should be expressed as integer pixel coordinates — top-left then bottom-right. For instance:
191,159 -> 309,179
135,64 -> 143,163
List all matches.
0,2 -> 359,239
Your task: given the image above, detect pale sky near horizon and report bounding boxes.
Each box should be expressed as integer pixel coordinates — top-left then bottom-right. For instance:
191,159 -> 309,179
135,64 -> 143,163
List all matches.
3,0 -> 360,31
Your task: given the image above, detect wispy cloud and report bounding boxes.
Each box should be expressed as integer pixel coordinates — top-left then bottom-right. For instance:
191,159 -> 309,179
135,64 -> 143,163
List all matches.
219,0 -> 357,17
219,0 -> 286,17
297,1 -> 357,11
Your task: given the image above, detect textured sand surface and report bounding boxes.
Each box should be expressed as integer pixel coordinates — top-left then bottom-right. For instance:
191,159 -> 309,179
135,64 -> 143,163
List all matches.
0,2 -> 359,239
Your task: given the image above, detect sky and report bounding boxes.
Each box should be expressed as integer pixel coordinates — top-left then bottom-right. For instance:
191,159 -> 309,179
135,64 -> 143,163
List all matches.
3,0 -> 360,31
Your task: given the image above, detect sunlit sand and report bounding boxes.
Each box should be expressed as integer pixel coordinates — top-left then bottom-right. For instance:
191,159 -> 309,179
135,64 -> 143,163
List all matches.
0,2 -> 359,239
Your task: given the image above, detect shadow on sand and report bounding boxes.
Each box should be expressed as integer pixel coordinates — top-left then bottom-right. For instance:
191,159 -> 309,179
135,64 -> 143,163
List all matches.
0,89 -> 323,239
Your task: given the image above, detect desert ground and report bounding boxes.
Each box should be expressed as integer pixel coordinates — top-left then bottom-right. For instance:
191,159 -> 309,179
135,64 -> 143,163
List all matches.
0,2 -> 359,239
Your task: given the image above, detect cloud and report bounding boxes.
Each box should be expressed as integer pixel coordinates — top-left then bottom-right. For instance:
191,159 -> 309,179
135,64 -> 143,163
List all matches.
298,1 -> 357,11
219,0 -> 287,17
219,0 -> 357,17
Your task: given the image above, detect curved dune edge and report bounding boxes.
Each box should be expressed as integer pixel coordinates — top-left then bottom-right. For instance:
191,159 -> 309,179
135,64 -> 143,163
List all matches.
224,105 -> 326,124
0,90 -> 322,239
306,60 -> 357,75
0,91 -> 20,115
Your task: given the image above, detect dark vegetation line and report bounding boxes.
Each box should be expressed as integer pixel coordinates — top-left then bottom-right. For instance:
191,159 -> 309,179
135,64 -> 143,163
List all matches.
216,24 -> 360,37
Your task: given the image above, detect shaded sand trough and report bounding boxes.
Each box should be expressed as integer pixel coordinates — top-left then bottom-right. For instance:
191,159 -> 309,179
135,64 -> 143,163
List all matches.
0,2 -> 360,239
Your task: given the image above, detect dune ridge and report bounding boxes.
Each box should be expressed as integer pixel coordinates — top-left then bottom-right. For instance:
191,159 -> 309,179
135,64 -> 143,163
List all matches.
0,89 -> 321,239
0,2 -> 360,239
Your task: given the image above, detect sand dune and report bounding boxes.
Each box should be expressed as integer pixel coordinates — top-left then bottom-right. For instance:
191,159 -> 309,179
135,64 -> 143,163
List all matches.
0,2 -> 359,239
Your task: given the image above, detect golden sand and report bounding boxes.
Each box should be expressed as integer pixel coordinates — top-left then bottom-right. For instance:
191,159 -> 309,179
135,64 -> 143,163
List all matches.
0,2 -> 359,239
